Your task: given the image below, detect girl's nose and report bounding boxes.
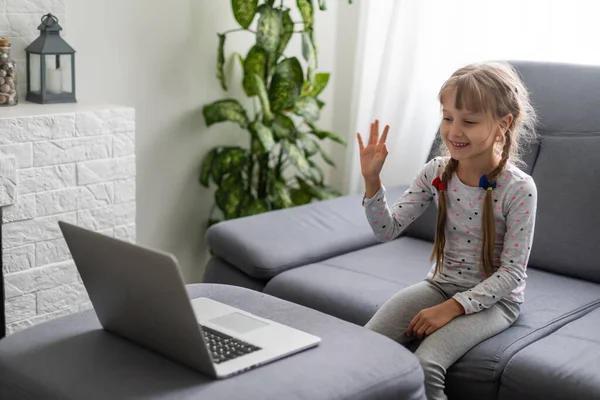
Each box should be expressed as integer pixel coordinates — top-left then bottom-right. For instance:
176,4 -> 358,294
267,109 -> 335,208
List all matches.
449,121 -> 463,138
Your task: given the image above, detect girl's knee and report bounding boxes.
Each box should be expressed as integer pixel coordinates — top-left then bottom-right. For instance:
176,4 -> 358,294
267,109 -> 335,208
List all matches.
365,318 -> 412,345
416,351 -> 444,377
364,319 -> 394,340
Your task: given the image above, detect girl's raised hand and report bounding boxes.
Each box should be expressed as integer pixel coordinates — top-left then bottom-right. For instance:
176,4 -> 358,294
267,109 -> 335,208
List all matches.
357,120 -> 390,181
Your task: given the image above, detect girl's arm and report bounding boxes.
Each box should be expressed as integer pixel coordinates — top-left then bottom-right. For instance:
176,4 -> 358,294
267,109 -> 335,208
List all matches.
362,156 -> 443,242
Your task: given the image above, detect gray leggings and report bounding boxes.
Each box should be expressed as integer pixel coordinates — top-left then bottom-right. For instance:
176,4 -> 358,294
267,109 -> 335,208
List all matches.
365,278 -> 520,400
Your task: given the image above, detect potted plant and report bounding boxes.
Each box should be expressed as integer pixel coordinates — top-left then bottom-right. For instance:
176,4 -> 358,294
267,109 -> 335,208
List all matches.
201,0 -> 352,228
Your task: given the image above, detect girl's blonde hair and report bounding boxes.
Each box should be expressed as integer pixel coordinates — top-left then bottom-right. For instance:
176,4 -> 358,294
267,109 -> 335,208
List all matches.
430,62 -> 538,278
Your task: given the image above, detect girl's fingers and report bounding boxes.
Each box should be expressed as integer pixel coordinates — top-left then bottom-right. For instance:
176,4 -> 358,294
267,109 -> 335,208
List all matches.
369,121 -> 377,145
425,326 -> 436,336
367,119 -> 389,145
357,133 -> 365,150
417,324 -> 429,339
407,315 -> 419,336
413,319 -> 426,336
380,124 -> 390,144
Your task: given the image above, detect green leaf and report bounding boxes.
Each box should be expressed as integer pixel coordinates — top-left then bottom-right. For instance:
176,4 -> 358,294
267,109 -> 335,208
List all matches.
302,73 -> 329,97
275,10 -> 294,61
296,0 -> 313,31
199,148 -> 218,187
216,174 -> 246,219
317,145 -> 336,166
301,32 -> 317,84
290,187 -> 313,205
217,34 -> 227,91
253,73 -> 273,121
250,120 -> 275,152
283,140 -> 311,177
242,46 -> 267,96
293,96 -> 320,122
270,179 -> 294,209
316,99 -> 325,109
203,99 -> 250,129
307,158 -> 324,184
232,0 -> 259,29
251,136 -> 263,154
318,0 -> 327,10
256,4 -> 281,53
296,176 -> 337,200
295,175 -> 312,191
308,124 -> 348,146
269,57 -> 304,112
272,113 -> 296,139
239,197 -> 269,217
213,147 -> 248,185
298,133 -> 318,156
219,147 -> 248,172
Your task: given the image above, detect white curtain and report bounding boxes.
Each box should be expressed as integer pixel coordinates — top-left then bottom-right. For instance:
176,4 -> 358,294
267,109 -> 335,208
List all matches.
343,0 -> 600,195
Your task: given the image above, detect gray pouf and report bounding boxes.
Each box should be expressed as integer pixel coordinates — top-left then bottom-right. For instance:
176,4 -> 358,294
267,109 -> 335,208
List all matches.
0,284 -> 425,400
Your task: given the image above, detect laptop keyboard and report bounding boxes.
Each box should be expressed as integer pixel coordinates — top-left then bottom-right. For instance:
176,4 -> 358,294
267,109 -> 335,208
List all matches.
200,325 -> 262,364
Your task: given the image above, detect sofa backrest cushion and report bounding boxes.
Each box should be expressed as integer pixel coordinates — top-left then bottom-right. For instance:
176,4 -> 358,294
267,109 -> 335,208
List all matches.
511,61 -> 600,283
527,134 -> 600,283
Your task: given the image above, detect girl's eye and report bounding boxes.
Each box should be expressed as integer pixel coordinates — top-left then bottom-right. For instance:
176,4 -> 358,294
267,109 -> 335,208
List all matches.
465,121 -> 477,124
443,117 -> 452,121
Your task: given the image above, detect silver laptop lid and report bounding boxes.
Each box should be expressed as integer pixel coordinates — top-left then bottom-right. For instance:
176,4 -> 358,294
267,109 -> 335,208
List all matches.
58,221 -> 216,376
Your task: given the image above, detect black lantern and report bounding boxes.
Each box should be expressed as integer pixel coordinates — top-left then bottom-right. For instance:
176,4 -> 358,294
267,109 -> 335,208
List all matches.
25,14 -> 76,104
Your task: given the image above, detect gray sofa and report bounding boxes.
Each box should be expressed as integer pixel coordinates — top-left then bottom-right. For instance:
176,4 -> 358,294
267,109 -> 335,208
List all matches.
204,60 -> 600,400
0,284 -> 427,400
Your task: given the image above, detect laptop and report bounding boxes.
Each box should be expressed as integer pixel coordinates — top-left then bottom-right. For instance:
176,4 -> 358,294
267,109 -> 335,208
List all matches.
58,221 -> 321,379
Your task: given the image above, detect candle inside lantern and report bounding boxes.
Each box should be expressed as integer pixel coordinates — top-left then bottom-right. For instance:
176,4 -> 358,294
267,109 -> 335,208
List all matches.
45,55 -> 62,94
45,66 -> 62,94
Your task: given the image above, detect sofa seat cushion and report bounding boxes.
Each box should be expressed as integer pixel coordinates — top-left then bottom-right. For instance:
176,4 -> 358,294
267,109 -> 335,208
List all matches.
498,306 -> 600,400
0,284 -> 426,400
445,268 -> 600,400
264,236 -> 435,326
203,256 -> 267,292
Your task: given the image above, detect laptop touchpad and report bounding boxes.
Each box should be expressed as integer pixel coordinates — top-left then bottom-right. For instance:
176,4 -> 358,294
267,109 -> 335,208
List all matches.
209,312 -> 269,334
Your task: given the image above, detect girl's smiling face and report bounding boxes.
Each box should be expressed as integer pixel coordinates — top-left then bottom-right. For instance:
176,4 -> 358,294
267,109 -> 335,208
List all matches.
440,88 -> 499,163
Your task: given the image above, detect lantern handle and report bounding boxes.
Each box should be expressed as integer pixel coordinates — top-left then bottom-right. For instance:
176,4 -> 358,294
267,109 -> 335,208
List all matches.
41,13 -> 59,26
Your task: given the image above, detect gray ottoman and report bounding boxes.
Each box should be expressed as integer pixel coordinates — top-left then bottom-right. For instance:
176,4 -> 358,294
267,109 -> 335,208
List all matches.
0,284 -> 425,400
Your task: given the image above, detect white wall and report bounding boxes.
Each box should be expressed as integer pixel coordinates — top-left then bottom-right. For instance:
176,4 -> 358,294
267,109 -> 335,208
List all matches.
327,1 -> 361,193
58,0 -> 354,283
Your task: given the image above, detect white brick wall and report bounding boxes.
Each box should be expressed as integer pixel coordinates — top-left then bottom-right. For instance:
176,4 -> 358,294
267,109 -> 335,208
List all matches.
0,0 -> 67,97
0,155 -> 16,206
1,105 -> 136,335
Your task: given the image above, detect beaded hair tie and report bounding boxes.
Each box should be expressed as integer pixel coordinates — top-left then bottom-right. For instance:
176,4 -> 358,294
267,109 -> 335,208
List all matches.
431,177 -> 446,191
479,175 -> 497,191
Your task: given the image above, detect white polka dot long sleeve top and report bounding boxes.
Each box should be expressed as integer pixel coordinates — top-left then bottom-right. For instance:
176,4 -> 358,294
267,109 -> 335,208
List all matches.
362,156 -> 538,314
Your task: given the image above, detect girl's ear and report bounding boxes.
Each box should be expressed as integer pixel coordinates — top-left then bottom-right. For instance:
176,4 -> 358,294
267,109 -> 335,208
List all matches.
500,114 -> 514,132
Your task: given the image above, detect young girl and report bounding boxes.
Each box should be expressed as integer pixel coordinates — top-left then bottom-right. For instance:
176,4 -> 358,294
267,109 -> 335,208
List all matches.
357,62 -> 538,400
